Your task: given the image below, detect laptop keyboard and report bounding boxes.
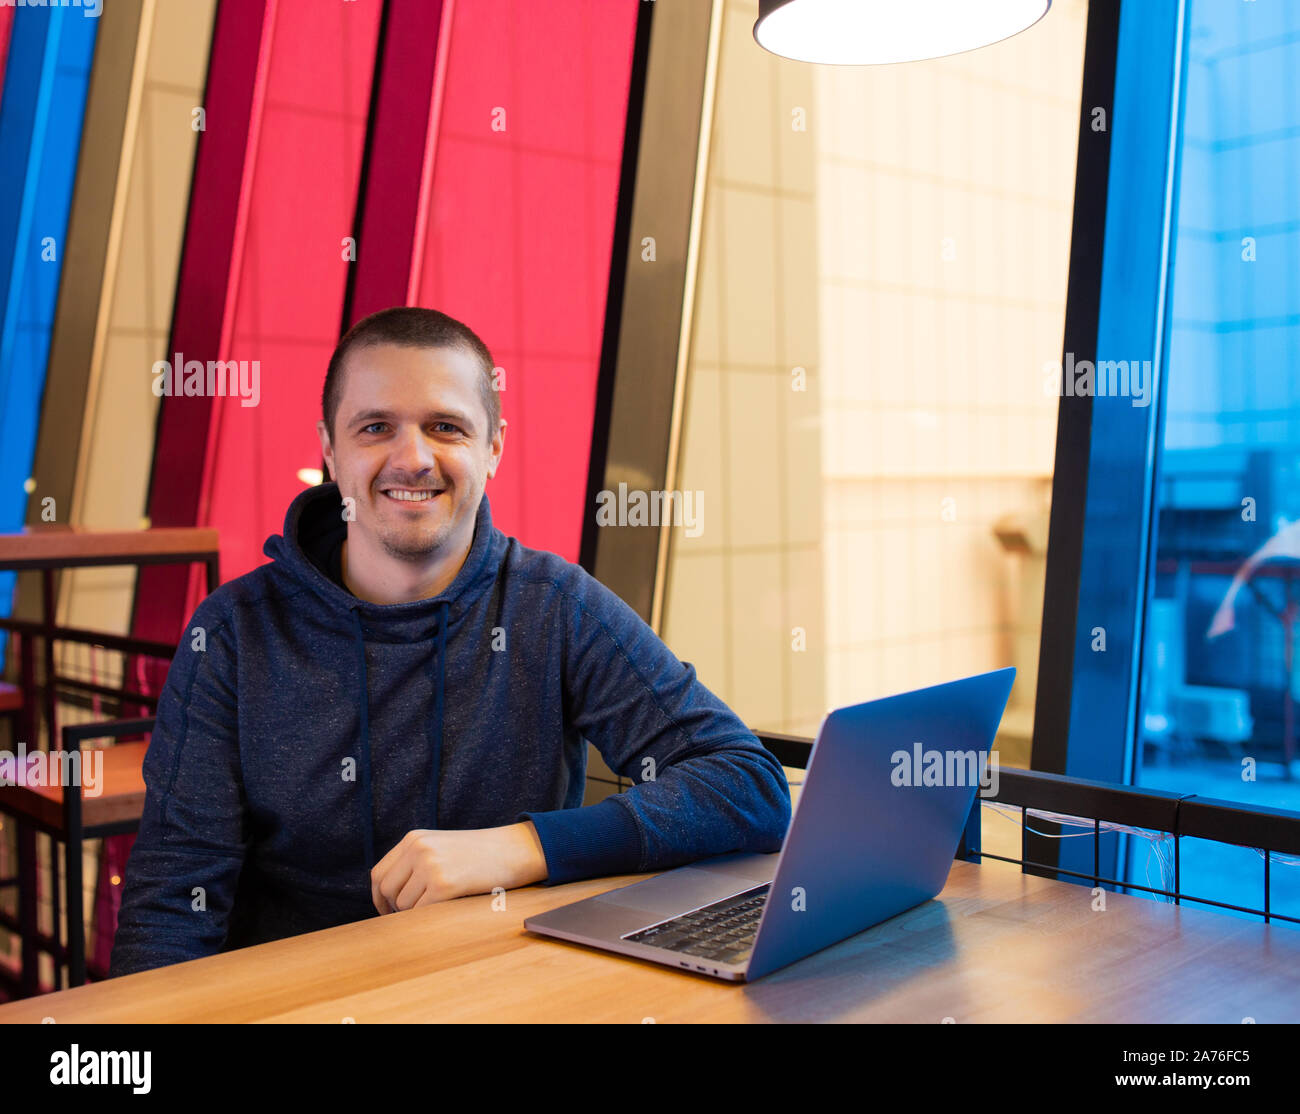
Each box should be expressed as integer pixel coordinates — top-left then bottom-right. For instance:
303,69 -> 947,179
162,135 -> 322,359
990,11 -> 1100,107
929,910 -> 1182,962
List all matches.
624,883 -> 770,965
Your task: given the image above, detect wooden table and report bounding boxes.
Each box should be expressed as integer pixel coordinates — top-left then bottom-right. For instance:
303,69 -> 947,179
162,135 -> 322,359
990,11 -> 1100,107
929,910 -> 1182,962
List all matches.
2,855 -> 1296,1023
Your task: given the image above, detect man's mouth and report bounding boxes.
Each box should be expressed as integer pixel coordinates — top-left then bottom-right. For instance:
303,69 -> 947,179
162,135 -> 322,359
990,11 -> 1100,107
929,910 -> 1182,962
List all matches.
380,486 -> 445,504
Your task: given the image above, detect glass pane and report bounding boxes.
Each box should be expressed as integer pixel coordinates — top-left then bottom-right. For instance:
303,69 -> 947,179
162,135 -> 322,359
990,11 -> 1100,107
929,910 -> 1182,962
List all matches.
1135,0 -> 1300,912
662,0 -> 1089,767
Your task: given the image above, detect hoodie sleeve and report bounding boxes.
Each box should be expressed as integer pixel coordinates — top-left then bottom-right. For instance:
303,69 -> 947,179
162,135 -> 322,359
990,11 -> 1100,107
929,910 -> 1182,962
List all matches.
518,569 -> 792,885
109,597 -> 249,977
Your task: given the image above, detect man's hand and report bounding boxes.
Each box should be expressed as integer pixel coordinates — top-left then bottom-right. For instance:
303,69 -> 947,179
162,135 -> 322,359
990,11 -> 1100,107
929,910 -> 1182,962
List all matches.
370,821 -> 548,914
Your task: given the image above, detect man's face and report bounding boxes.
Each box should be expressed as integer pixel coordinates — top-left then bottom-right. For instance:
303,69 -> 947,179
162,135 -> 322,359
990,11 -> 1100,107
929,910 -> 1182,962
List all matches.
317,343 -> 504,563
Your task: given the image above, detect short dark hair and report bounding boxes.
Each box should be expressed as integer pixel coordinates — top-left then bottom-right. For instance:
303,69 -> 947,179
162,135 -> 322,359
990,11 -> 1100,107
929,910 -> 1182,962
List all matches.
322,306 -> 499,442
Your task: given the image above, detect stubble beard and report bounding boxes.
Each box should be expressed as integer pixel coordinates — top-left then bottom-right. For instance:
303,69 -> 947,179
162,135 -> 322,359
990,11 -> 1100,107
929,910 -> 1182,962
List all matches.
377,512 -> 458,562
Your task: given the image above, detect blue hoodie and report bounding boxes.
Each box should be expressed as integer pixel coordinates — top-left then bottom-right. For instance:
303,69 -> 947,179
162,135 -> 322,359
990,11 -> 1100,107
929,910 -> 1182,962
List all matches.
110,482 -> 791,976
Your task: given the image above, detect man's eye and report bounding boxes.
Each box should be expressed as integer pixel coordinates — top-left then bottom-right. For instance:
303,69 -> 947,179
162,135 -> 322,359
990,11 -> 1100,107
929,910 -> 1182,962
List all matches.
359,421 -> 460,435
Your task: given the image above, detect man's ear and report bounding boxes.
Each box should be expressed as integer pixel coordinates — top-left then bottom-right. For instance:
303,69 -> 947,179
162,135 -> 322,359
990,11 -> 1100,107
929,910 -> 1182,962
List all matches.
316,419 -> 335,481
488,418 -> 507,479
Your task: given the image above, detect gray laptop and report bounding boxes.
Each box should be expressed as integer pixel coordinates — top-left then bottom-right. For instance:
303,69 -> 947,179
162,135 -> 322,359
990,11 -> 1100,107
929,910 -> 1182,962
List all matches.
525,667 -> 1015,981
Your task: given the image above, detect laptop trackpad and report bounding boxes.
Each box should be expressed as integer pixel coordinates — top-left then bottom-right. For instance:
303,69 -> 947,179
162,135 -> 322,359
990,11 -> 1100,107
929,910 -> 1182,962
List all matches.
593,859 -> 772,920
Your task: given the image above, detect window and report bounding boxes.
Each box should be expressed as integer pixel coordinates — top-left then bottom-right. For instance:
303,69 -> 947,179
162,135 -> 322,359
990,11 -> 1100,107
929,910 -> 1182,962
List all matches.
661,0 -> 1089,766
1134,0 -> 1300,914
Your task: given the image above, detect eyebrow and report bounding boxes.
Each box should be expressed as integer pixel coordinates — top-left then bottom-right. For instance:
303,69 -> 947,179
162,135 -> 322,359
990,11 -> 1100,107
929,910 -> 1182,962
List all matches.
349,408 -> 475,432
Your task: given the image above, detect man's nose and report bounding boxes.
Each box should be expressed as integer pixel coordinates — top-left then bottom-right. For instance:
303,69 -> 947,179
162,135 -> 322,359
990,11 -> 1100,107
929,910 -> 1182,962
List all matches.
388,425 -> 437,476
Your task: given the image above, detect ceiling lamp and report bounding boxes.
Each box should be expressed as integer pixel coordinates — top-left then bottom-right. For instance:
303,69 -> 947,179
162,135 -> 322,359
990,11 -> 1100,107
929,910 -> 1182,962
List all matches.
754,0 -> 1051,66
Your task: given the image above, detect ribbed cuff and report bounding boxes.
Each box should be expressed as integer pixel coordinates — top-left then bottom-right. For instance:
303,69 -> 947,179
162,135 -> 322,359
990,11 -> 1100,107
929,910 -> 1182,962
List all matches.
518,796 -> 644,886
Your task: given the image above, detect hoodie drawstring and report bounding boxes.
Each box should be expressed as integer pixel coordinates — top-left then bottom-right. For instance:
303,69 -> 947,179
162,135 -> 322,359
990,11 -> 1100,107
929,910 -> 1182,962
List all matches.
351,600 -> 449,873
427,600 -> 449,832
350,608 -> 377,871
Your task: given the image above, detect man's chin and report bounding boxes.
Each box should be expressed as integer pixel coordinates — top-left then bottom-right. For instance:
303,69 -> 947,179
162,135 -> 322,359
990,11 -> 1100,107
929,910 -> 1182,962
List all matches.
378,528 -> 453,562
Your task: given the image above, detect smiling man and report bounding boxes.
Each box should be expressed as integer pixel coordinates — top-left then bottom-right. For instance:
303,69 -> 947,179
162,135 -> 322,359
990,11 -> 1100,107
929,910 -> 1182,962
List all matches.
110,306 -> 791,976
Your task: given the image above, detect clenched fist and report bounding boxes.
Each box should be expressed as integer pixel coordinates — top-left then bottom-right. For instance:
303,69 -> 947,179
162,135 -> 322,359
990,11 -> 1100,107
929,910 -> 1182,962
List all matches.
370,822 -> 548,913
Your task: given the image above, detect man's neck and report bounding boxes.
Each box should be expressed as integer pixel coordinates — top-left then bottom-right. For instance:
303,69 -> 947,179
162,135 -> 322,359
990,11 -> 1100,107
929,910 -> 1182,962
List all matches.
340,526 -> 474,605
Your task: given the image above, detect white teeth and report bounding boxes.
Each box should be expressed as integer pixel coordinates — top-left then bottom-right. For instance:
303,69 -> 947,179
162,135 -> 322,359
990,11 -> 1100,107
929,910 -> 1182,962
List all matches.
384,489 -> 440,502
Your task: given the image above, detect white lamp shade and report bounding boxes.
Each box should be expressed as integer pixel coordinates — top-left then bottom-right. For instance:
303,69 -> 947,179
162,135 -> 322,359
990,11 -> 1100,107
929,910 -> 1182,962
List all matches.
754,0 -> 1052,66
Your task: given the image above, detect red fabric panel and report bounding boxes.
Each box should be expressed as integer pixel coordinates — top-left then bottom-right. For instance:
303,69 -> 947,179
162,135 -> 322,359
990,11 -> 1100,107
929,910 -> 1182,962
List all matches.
0,6 -> 13,93
190,0 -> 383,603
414,0 -> 638,561
347,0 -> 446,322
130,0 -> 270,659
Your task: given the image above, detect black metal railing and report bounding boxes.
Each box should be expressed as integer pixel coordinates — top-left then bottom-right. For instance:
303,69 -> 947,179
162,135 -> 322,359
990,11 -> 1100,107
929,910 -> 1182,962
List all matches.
0,617 -> 174,722
756,732 -> 1300,927
0,717 -> 154,996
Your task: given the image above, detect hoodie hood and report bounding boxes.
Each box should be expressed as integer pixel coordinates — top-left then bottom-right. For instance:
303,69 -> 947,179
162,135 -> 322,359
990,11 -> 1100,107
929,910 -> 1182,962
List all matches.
262,482 -> 507,869
264,481 -> 504,634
